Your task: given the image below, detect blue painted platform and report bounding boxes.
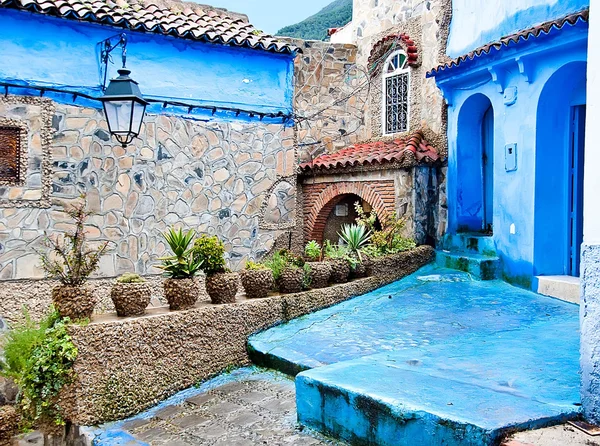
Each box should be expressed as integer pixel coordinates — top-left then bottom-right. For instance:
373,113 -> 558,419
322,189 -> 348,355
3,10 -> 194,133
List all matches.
248,266 -> 581,445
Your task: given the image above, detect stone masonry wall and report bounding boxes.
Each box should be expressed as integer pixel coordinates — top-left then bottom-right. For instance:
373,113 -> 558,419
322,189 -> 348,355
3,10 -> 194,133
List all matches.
59,246 -> 435,425
0,96 -> 296,284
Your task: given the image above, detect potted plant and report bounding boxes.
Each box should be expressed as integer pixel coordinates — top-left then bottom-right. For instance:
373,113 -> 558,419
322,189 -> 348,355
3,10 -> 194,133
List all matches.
265,250 -> 305,294
240,261 -> 274,299
156,228 -> 204,310
304,240 -> 331,289
338,224 -> 372,278
110,273 -> 152,317
194,235 -> 238,304
39,199 -> 108,320
324,241 -> 354,284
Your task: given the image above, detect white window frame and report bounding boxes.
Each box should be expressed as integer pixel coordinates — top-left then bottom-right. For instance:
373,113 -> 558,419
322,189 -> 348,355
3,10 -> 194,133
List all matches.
382,50 -> 411,136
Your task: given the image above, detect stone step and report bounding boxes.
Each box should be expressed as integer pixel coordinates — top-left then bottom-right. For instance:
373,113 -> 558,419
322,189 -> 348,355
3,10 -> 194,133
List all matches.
441,233 -> 496,256
536,275 -> 581,304
296,352 -> 578,446
436,251 -> 500,280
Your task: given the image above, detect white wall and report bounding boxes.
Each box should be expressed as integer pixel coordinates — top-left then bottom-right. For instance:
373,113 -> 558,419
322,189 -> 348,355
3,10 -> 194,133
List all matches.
448,0 -> 589,57
584,0 -> 600,243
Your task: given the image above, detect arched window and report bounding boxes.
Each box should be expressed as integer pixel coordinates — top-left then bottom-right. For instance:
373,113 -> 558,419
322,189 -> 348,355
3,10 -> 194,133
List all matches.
382,50 -> 410,135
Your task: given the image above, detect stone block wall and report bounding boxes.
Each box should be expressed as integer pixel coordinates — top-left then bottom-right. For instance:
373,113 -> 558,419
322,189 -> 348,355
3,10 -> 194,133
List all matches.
0,95 -> 296,283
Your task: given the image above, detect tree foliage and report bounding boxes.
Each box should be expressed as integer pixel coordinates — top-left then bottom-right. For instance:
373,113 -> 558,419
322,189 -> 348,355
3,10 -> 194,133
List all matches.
276,0 -> 352,41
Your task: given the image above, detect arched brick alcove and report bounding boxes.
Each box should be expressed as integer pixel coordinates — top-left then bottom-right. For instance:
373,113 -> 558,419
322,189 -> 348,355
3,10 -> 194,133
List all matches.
303,181 -> 396,244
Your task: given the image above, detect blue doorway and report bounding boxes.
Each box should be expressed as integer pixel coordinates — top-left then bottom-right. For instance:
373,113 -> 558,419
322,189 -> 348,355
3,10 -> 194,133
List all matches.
482,105 -> 494,233
569,105 -> 585,277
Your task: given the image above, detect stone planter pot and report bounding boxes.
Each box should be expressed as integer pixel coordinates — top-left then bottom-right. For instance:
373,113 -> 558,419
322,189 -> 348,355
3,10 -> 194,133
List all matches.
328,259 -> 351,284
352,257 -> 372,279
277,267 -> 304,294
110,282 -> 152,317
164,278 -> 200,311
240,269 -> 274,299
206,272 -> 239,304
307,262 -> 332,289
52,285 -> 96,320
0,405 -> 18,445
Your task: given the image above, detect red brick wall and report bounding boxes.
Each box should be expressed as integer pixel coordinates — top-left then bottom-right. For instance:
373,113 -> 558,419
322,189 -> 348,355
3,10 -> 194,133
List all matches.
302,180 -> 396,243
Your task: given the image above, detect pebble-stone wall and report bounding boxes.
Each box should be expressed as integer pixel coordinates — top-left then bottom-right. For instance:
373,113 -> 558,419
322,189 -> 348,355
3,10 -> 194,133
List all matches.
59,246 -> 434,426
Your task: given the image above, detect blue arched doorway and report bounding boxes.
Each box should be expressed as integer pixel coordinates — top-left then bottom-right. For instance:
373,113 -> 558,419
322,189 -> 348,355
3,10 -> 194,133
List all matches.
455,93 -> 494,233
534,61 -> 587,277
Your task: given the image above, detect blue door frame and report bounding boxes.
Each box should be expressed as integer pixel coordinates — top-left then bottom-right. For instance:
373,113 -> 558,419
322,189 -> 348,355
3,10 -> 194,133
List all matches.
482,105 -> 494,233
568,105 -> 585,277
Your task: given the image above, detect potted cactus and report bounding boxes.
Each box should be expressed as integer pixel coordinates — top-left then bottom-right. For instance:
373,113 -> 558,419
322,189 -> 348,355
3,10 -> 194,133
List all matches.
111,273 -> 152,317
194,235 -> 238,304
39,198 -> 108,320
304,240 -> 332,289
266,250 -> 305,294
240,261 -> 274,299
324,240 -> 354,284
156,228 -> 204,310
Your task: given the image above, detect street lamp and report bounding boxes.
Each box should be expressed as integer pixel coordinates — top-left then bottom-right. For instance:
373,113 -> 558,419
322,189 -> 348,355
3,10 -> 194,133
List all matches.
100,68 -> 147,148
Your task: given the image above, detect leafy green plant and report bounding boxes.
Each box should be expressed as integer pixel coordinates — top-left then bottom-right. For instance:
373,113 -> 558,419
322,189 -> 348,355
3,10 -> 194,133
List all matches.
156,228 -> 203,279
0,308 -> 77,429
245,261 -> 268,271
193,235 -> 227,276
354,203 -> 416,256
116,273 -> 146,283
38,198 -> 109,286
304,240 -> 322,262
323,240 -> 358,268
338,224 -> 372,261
263,251 -> 287,281
302,263 -> 312,290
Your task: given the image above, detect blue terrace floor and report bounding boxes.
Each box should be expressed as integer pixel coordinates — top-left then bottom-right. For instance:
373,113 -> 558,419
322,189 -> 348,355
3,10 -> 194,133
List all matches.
248,266 -> 582,445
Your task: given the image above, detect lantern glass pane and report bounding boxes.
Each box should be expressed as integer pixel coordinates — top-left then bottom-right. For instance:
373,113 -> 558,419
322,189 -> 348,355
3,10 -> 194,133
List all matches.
131,101 -> 146,135
104,100 -> 134,133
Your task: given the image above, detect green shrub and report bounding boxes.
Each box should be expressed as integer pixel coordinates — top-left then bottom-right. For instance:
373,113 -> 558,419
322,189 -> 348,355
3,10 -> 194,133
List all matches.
193,235 -> 226,276
116,273 -> 145,283
263,251 -> 287,281
156,228 -> 203,279
245,261 -> 267,271
338,224 -> 372,261
324,240 -> 358,268
38,198 -> 109,286
0,308 -> 77,429
304,240 -> 322,261
302,263 -> 312,290
354,203 -> 416,256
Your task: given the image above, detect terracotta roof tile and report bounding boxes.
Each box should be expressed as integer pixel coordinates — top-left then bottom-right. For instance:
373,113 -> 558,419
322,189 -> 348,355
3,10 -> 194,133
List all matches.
300,131 -> 440,173
427,9 -> 588,77
0,0 -> 299,54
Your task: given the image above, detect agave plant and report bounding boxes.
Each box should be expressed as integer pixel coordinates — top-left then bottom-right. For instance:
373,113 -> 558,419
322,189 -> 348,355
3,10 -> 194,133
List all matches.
338,224 -> 372,261
304,240 -> 322,262
156,228 -> 203,278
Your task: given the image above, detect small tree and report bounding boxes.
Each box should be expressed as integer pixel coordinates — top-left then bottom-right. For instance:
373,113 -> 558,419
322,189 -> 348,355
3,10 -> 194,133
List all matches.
39,198 -> 108,286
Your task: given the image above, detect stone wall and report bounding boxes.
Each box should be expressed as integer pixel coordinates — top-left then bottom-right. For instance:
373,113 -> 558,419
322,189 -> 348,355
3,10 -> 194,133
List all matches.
59,246 -> 435,425
0,95 -> 297,286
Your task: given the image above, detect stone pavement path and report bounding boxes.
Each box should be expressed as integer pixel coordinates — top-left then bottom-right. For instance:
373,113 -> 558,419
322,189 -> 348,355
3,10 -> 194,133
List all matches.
88,367 -> 345,446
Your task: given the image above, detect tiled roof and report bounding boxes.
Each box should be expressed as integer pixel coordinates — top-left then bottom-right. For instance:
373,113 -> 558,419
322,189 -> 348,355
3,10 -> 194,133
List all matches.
0,0 -> 299,54
299,131 -> 439,173
427,9 -> 589,77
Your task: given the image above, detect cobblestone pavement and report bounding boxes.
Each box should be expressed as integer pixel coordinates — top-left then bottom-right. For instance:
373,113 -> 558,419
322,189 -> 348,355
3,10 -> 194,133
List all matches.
87,367 -> 345,446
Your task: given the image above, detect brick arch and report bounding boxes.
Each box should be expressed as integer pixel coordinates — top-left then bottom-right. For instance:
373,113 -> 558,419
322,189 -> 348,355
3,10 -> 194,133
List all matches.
368,33 -> 420,73
303,181 -> 396,244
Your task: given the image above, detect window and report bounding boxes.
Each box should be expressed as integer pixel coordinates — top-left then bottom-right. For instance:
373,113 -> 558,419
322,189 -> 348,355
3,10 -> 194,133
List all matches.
383,51 -> 410,135
0,126 -> 20,182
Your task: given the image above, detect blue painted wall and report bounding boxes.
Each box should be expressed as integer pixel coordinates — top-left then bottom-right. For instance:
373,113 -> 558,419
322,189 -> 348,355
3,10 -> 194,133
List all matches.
0,9 -> 294,120
436,21 -> 588,287
448,0 -> 589,57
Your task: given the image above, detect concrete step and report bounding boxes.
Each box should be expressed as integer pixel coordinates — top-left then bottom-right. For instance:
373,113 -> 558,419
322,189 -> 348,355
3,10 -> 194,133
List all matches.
441,233 -> 496,256
436,251 -> 500,280
537,275 -> 581,304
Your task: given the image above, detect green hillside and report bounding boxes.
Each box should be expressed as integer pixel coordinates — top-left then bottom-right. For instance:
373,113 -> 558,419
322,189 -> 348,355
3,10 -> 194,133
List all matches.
276,0 -> 352,41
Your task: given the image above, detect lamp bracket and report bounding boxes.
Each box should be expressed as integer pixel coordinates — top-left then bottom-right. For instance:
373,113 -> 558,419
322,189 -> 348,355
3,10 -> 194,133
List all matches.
99,33 -> 128,92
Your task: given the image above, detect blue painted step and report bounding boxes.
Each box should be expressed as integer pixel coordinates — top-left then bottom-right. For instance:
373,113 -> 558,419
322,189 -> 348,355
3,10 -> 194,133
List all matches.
441,233 -> 497,256
436,251 -> 500,280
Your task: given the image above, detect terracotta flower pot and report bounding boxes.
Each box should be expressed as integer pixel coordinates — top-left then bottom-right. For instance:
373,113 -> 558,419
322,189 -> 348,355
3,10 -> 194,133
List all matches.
277,266 -> 304,294
206,272 -> 239,304
110,282 -> 152,317
52,285 -> 96,320
328,259 -> 351,284
240,269 -> 274,299
307,262 -> 332,289
164,278 -> 200,310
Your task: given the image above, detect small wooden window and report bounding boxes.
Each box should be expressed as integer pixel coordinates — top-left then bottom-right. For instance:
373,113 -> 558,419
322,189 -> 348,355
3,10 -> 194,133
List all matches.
0,126 -> 20,182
